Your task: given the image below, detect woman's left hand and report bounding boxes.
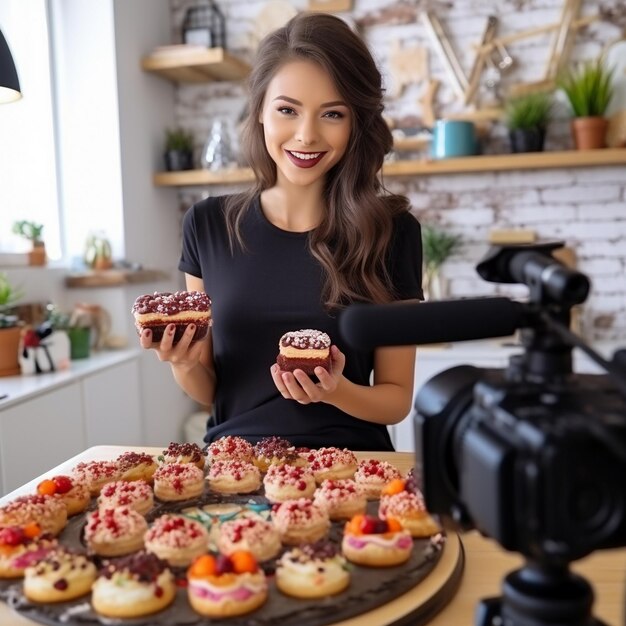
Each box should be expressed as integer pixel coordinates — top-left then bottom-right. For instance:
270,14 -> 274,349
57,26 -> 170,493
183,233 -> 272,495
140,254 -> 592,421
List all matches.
271,345 -> 345,404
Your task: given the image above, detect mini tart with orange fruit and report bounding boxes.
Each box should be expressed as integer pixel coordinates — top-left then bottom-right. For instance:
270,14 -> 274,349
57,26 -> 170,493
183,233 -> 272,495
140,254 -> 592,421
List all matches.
144,514 -> 209,567
23,548 -> 96,603
97,480 -> 154,516
71,460 -> 121,496
303,447 -> 358,483
206,436 -> 255,464
312,478 -> 367,521
206,460 -> 261,494
0,524 -> 58,578
263,463 -> 316,503
217,517 -> 281,562
379,477 -> 441,538
36,475 -> 90,517
353,459 -> 403,500
92,551 -> 176,618
276,540 -> 349,599
116,451 -> 158,483
270,498 -> 330,545
160,441 -> 207,470
187,551 -> 268,618
342,514 -> 413,567
84,506 -> 148,557
153,462 -> 205,501
0,494 -> 67,537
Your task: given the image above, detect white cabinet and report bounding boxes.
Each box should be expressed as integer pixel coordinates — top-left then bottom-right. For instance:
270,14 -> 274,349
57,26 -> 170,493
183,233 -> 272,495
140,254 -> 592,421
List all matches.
0,383 -> 86,493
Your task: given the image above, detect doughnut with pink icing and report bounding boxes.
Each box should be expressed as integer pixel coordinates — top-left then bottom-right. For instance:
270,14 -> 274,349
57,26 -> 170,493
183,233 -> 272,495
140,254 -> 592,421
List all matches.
0,495 -> 67,537
263,464 -> 316,503
270,498 -> 330,545
97,480 -> 154,516
71,460 -> 121,496
144,514 -> 209,567
206,436 -> 255,464
312,479 -> 367,521
153,463 -> 204,501
353,459 -> 402,500
84,506 -> 148,557
217,518 -> 281,562
207,460 -> 261,494
304,447 -> 358,483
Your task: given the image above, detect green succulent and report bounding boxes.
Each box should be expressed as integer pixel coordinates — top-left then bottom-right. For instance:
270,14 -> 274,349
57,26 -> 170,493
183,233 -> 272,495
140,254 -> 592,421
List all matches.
0,272 -> 23,328
12,220 -> 44,243
505,92 -> 553,130
422,226 -> 462,273
557,59 -> 615,117
164,127 -> 194,152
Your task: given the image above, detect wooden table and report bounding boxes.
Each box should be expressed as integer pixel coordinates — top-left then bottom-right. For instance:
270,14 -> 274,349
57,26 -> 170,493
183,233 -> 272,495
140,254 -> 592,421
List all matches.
1,446 -> 624,626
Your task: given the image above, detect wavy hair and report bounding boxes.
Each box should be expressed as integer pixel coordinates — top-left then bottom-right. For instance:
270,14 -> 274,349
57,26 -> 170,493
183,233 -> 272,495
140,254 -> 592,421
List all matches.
224,12 -> 410,308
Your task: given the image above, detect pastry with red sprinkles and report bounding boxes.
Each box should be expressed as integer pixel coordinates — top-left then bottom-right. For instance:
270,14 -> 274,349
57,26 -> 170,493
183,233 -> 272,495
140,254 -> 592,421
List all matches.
217,517 -> 281,562
313,479 -> 367,521
36,474 -> 90,516
71,460 -> 121,496
270,498 -> 330,545
276,540 -> 349,598
187,551 -> 267,618
206,435 -> 255,464
253,436 -> 305,472
132,290 -> 211,344
263,463 -> 316,503
353,459 -> 402,500
23,548 -> 96,603
153,462 -> 205,501
342,513 -> 413,567
0,494 -> 67,537
0,523 -> 57,578
207,460 -> 261,494
92,551 -> 176,618
97,479 -> 154,516
84,506 -> 148,557
144,514 -> 209,567
276,329 -> 331,374
304,447 -> 358,483
160,441 -> 207,470
116,451 -> 158,483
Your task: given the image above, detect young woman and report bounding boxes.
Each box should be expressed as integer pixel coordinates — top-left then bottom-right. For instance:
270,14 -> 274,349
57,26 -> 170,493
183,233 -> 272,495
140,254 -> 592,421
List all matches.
141,12 -> 423,450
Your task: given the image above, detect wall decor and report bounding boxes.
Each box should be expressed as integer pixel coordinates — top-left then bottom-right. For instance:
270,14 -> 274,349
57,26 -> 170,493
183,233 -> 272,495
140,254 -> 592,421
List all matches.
308,0 -> 353,12
182,1 -> 226,49
388,41 -> 428,98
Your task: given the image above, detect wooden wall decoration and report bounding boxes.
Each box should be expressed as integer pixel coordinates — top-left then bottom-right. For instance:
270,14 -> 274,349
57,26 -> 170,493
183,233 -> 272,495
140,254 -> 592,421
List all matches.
388,41 -> 428,98
308,0 -> 353,12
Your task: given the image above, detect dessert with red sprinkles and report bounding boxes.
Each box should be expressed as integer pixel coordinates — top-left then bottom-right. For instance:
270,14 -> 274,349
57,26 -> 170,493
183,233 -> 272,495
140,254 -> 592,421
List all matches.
36,474 -> 90,516
270,498 -> 330,545
207,460 -> 261,494
132,290 -> 211,344
160,441 -> 207,470
263,463 -> 316,503
276,540 -> 349,598
305,447 -> 358,483
342,513 -> 413,567
116,451 -> 158,483
0,523 -> 57,578
206,435 -> 255,464
92,551 -> 176,618
276,329 -> 331,374
153,462 -> 205,501
187,551 -> 268,618
23,547 -> 96,603
97,479 -> 154,516
354,459 -> 403,500
313,478 -> 367,521
71,460 -> 121,496
84,506 -> 147,557
217,517 -> 281,562
0,494 -> 67,537
144,514 -> 209,567
253,436 -> 305,472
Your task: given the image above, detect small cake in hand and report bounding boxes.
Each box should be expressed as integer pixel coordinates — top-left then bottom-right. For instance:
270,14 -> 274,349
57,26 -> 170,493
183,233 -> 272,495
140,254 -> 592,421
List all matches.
306,447 -> 358,483
92,551 -> 176,619
132,290 -> 211,343
263,463 -> 316,503
379,476 -> 441,537
276,541 -> 349,598
217,518 -> 281,562
353,459 -> 403,500
116,451 -> 158,483
0,495 -> 67,537
276,329 -> 331,374
71,460 -> 121,496
0,524 -> 58,579
153,463 -> 205,501
207,460 -> 261,494
36,475 -> 91,516
253,436 -> 305,472
271,498 -> 330,545
187,552 -> 268,618
144,514 -> 209,567
97,480 -> 154,516
313,479 -> 367,521
342,514 -> 413,567
206,436 -> 255,464
23,548 -> 96,603
160,441 -> 207,470
84,506 -> 148,557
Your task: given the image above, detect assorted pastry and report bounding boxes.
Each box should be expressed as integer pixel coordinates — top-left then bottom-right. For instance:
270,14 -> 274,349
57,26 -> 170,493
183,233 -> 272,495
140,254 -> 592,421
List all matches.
276,328 -> 332,374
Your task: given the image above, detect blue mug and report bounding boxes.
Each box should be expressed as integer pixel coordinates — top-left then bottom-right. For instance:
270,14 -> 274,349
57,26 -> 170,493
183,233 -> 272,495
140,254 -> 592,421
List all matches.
431,120 -> 478,159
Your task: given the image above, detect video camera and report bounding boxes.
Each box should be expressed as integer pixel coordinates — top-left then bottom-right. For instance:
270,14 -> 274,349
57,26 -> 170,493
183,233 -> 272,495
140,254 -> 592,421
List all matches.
340,242 -> 626,626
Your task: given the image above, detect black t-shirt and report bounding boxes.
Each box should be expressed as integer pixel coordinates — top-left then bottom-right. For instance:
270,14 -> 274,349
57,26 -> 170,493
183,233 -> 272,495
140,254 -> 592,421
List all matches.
178,195 -> 423,450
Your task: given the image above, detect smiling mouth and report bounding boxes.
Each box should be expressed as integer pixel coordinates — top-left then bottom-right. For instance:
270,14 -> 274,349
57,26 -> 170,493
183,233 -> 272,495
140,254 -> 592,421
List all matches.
285,150 -> 326,168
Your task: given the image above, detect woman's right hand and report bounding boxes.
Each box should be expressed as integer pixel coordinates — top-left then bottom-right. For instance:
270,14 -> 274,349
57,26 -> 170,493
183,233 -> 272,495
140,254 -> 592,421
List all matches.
139,323 -> 206,372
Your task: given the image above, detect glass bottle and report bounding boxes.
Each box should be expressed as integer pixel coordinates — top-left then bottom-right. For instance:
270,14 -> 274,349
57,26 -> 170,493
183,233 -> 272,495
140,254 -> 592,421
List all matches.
201,119 -> 234,171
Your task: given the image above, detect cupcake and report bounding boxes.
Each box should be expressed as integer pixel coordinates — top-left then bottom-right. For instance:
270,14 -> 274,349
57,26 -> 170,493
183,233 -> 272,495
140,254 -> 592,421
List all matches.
263,463 -> 316,503
305,447 -> 358,483
0,494 -> 67,537
153,462 -> 205,501
84,506 -> 148,557
92,551 -> 176,618
313,479 -> 367,521
97,480 -> 154,516
36,475 -> 91,516
71,460 -> 121,496
276,541 -> 349,598
0,524 -> 57,579
206,436 -> 255,464
187,552 -> 268,618
270,498 -> 330,545
144,514 -> 209,567
353,459 -> 402,500
116,451 -> 158,483
217,517 -> 281,562
160,442 -> 207,470
207,460 -> 261,494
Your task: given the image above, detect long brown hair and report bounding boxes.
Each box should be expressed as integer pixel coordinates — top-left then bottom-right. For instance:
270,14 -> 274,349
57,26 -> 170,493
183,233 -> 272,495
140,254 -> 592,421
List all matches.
224,12 -> 410,308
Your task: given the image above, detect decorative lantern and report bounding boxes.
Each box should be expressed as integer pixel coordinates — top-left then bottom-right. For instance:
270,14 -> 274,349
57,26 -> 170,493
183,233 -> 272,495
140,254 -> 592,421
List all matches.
182,1 -> 226,49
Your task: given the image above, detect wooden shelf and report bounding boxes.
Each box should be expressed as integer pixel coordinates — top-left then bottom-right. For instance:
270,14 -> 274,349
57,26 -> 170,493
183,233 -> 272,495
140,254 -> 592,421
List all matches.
141,46 -> 250,82
153,149 -> 626,187
65,269 -> 170,289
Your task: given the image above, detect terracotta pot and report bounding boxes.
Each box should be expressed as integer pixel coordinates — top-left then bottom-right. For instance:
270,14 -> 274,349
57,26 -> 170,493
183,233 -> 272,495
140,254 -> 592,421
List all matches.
0,326 -> 22,376
28,242 -> 46,266
571,117 -> 608,150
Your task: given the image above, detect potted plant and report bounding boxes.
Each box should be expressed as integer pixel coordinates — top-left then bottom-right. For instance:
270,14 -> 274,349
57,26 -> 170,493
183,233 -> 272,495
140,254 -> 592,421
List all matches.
422,226 -> 462,301
0,272 -> 24,376
163,127 -> 194,171
12,220 -> 46,266
84,232 -> 113,270
557,58 -> 615,150
504,91 -> 553,153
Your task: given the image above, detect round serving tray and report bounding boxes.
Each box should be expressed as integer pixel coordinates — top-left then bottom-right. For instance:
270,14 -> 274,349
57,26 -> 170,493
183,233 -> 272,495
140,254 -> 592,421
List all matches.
0,491 -> 463,626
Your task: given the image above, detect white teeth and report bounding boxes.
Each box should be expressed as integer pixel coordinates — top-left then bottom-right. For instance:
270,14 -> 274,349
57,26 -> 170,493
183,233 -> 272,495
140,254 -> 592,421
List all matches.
289,151 -> 322,160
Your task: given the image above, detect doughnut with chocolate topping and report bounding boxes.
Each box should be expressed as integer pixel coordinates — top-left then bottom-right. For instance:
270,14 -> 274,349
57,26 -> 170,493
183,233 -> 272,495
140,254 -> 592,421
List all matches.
276,329 -> 331,374
132,290 -> 211,343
